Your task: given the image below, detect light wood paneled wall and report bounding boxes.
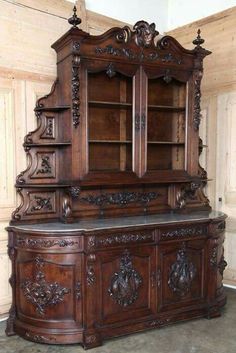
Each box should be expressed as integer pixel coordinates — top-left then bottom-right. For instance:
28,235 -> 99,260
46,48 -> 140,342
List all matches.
168,6 -> 236,286
0,0 -> 127,316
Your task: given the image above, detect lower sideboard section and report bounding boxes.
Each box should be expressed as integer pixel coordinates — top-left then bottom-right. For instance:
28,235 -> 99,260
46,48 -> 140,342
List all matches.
6,215 -> 227,349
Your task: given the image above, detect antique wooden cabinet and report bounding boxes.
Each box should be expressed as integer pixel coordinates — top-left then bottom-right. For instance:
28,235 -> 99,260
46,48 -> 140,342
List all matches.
6,7 -> 227,349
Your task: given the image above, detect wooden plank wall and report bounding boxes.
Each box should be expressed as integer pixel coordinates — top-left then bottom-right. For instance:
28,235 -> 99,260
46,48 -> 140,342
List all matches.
167,6 -> 236,286
0,0 -> 128,317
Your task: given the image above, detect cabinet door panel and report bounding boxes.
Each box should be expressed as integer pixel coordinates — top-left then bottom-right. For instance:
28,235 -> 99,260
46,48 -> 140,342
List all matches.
96,246 -> 156,325
159,240 -> 206,311
16,251 -> 82,328
84,62 -> 140,177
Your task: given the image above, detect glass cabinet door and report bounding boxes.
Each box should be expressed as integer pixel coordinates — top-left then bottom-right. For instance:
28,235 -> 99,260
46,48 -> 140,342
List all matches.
87,70 -> 133,173
146,77 -> 187,172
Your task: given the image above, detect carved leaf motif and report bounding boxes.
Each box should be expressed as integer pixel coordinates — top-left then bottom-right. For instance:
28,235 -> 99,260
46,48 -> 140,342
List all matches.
95,44 -> 181,64
72,53 -> 80,127
80,191 -> 159,207
21,270 -> 70,315
168,245 -> 196,296
36,156 -> 52,175
193,75 -> 202,130
16,237 -> 78,249
108,250 -> 142,307
30,196 -> 52,212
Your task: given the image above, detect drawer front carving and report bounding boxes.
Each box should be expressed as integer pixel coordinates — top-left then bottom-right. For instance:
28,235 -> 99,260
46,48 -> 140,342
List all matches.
16,234 -> 82,251
87,231 -> 154,250
160,225 -> 207,240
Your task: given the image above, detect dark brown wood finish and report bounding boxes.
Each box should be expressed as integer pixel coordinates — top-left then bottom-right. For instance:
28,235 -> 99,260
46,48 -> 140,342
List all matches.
6,7 -> 227,350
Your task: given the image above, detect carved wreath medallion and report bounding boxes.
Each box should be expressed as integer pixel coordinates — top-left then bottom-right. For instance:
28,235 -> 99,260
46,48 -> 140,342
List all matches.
20,257 -> 70,315
108,250 -> 142,307
168,245 -> 196,296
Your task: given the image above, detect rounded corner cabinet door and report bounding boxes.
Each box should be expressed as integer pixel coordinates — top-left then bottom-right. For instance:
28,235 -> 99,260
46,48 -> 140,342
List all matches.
15,249 -> 83,343
95,246 -> 156,326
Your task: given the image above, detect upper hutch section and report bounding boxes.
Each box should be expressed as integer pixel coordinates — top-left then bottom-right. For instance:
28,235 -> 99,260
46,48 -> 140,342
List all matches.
11,7 -> 211,224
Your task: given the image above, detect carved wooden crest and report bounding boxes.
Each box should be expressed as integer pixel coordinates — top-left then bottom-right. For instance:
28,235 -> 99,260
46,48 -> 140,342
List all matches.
133,21 -> 159,47
108,250 -> 142,307
168,244 -> 196,296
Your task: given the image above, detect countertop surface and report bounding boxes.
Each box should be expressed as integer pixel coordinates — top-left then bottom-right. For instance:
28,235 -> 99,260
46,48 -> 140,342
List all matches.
8,211 -> 226,233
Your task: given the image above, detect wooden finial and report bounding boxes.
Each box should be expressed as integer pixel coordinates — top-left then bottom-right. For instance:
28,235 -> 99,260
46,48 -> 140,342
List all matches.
192,29 -> 205,47
68,6 -> 82,28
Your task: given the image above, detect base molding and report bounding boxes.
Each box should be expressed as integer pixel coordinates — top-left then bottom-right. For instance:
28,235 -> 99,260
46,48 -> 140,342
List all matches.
11,298 -> 226,349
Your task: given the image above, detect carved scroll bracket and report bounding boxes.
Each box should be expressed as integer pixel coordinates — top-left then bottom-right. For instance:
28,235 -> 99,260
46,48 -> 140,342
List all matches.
175,181 -> 202,209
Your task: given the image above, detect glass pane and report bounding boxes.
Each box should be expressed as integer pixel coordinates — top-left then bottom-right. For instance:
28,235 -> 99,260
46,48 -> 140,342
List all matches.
147,77 -> 186,171
87,71 -> 133,172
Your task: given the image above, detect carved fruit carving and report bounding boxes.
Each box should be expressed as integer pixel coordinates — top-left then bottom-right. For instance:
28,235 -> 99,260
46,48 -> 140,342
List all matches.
168,244 -> 196,296
108,250 -> 142,307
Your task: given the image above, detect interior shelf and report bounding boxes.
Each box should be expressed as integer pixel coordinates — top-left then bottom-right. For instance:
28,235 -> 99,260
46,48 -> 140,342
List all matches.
34,105 -> 70,112
23,142 -> 71,147
147,141 -> 185,145
148,105 -> 186,112
88,101 -> 132,108
89,140 -> 132,144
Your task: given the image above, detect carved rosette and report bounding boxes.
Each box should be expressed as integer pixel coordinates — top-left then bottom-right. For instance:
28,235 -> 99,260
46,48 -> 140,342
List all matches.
168,244 -> 196,296
20,257 -> 70,315
72,44 -> 81,127
108,250 -> 142,307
